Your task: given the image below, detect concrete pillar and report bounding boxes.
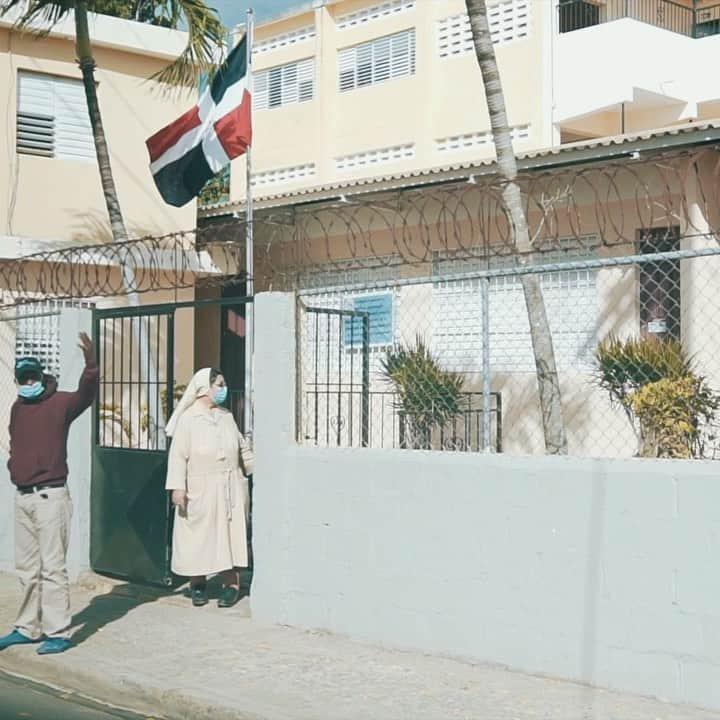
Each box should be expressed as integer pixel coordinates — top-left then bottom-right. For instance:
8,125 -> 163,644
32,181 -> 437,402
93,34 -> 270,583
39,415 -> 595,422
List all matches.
680,158 -> 720,388
249,292 -> 296,621
0,312 -> 17,574
59,307 -> 94,581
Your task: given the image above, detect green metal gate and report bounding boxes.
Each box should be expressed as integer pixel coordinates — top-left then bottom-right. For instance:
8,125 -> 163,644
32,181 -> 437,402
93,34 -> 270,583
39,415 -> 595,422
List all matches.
90,296 -> 251,586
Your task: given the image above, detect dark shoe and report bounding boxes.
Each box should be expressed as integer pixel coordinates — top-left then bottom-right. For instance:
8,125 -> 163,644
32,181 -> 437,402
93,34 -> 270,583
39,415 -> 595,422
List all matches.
0,629 -> 39,650
37,638 -> 72,655
191,584 -> 208,607
217,585 -> 241,608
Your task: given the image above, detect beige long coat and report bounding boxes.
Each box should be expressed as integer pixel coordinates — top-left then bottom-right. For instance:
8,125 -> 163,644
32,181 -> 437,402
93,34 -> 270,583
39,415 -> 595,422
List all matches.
165,404 -> 254,577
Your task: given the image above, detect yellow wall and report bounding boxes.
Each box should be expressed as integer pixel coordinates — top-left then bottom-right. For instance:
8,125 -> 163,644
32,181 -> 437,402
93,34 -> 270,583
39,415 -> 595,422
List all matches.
0,25 -> 196,243
232,0 -> 551,202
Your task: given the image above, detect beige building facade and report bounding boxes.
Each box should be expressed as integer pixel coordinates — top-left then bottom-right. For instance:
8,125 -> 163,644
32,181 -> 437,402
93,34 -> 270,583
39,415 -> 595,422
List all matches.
0,11 -> 196,244
203,0 -> 720,209
198,0 -> 720,459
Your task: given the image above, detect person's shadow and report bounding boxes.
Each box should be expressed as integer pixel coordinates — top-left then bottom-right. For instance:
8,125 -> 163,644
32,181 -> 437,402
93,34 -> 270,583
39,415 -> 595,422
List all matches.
70,581 -> 179,647
70,572 -> 252,647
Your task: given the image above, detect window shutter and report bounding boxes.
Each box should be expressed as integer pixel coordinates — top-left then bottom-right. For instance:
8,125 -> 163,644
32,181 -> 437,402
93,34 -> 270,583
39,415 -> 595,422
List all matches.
344,294 -> 394,346
17,72 -> 94,162
253,71 -> 269,110
298,58 -> 315,102
338,29 -> 415,93
254,59 -> 314,110
269,67 -> 283,107
53,76 -> 94,161
338,47 -> 356,91
391,30 -> 414,77
17,73 -> 55,157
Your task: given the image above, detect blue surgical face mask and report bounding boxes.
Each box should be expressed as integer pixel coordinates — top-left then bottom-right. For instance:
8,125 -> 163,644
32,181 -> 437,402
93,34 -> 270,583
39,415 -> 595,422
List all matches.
18,381 -> 44,399
213,386 -> 228,406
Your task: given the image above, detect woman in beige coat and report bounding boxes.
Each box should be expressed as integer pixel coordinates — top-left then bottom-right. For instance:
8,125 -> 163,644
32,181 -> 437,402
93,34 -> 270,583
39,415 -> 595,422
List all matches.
165,367 -> 254,608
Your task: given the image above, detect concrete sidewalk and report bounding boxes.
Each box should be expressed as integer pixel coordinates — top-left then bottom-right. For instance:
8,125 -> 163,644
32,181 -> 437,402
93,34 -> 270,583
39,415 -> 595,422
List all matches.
0,571 -> 716,720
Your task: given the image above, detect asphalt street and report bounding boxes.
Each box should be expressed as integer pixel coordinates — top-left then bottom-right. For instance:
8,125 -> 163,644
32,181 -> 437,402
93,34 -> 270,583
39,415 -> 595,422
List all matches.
0,671 -> 157,720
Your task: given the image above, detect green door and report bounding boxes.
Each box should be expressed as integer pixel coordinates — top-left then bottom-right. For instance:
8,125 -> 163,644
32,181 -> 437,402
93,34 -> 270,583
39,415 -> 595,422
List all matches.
90,296 -> 252,586
90,307 -> 175,586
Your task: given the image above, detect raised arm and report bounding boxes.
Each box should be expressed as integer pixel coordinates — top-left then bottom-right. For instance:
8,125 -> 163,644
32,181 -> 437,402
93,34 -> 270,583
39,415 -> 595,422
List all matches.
66,332 -> 100,421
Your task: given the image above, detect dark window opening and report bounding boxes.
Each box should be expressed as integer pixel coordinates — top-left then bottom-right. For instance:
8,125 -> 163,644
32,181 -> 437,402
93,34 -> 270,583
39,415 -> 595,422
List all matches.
638,227 -> 681,341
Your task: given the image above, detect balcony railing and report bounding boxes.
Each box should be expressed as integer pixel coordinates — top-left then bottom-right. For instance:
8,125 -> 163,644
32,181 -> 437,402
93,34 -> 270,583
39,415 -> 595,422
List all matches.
303,389 -> 502,453
559,0 -> 720,38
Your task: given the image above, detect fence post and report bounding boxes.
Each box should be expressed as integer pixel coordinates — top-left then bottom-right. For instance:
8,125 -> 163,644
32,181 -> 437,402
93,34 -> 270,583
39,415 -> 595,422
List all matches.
361,313 -> 370,447
481,277 -> 492,451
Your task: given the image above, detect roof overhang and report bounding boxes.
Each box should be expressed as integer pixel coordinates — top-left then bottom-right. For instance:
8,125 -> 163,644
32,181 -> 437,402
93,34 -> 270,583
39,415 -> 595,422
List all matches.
199,121 -> 720,220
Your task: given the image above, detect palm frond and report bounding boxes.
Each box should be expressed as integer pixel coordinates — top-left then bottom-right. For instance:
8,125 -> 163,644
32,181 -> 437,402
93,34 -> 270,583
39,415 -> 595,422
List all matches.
0,0 -> 74,35
151,0 -> 226,89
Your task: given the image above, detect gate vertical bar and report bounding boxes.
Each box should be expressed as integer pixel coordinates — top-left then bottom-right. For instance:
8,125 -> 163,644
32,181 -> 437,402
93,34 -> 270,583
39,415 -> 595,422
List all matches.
361,313 -> 370,448
481,277 -> 492,451
164,311 -> 175,582
243,9 -> 255,437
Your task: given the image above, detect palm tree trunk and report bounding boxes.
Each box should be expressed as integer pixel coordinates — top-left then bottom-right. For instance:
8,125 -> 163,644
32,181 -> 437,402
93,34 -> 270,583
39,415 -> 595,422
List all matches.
465,0 -> 567,454
74,1 -> 163,445
74,0 -> 128,243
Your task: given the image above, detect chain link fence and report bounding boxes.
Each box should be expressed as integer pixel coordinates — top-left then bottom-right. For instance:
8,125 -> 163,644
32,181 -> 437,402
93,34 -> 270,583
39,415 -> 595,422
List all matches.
298,237 -> 720,459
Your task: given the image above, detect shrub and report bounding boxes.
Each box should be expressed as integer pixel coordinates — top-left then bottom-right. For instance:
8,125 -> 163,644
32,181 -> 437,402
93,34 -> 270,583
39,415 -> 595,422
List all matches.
630,376 -> 719,458
595,335 -> 718,458
381,336 -> 465,449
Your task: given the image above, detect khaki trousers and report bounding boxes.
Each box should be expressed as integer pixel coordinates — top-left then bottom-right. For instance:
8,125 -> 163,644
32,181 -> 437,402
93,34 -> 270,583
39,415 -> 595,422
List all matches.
14,485 -> 73,640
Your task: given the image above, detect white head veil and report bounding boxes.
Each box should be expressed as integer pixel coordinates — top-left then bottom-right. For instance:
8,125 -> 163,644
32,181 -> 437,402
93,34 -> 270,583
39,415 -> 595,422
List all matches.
165,367 -> 212,438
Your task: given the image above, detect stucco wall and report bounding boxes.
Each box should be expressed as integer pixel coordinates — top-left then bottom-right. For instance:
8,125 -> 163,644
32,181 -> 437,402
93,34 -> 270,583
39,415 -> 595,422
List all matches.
0,19 -> 195,243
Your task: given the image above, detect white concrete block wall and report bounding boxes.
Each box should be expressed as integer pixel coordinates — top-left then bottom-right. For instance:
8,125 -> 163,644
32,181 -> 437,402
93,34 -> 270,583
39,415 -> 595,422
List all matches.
252,291 -> 720,712
59,307 -> 94,581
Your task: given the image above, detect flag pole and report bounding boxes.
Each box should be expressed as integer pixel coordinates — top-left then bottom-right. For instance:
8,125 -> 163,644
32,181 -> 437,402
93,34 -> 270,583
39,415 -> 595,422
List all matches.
243,7 -> 255,438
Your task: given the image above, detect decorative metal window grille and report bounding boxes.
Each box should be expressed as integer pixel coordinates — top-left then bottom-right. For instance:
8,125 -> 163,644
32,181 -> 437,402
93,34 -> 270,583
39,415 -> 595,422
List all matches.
17,71 -> 95,161
437,0 -> 530,58
251,163 -> 316,187
253,25 -> 315,54
336,0 -> 415,30
432,237 -> 599,373
338,29 -> 416,92
436,125 -> 530,153
336,143 -> 415,171
14,300 -> 94,381
253,58 -> 315,110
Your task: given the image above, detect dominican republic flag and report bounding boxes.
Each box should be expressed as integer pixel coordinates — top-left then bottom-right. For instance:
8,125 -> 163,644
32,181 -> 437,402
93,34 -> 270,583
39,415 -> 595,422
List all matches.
146,36 -> 251,207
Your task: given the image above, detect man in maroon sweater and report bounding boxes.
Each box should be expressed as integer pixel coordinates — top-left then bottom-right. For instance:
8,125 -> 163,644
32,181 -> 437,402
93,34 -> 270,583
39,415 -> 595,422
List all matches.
0,332 -> 99,655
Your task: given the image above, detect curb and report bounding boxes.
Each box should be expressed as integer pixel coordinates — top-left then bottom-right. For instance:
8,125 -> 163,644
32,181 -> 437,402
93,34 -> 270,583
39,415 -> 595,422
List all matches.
0,647 -> 265,720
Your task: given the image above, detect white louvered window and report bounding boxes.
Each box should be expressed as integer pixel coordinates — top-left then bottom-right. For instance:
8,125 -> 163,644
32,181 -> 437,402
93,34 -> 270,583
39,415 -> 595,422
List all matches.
336,0 -> 415,30
436,125 -> 530,153
16,71 -> 95,162
254,58 -> 315,110
437,0 -> 530,58
14,300 -> 94,381
432,238 -> 599,373
338,29 -> 415,92
336,143 -> 414,171
253,25 -> 315,54
251,163 -> 316,187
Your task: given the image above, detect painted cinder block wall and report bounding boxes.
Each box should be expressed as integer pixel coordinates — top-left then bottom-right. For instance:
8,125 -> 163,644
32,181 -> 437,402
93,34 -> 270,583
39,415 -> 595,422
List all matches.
251,292 -> 720,712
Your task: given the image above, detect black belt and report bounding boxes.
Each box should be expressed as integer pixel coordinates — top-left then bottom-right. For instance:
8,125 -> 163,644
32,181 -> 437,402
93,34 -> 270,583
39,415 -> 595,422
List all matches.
16,482 -> 66,495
